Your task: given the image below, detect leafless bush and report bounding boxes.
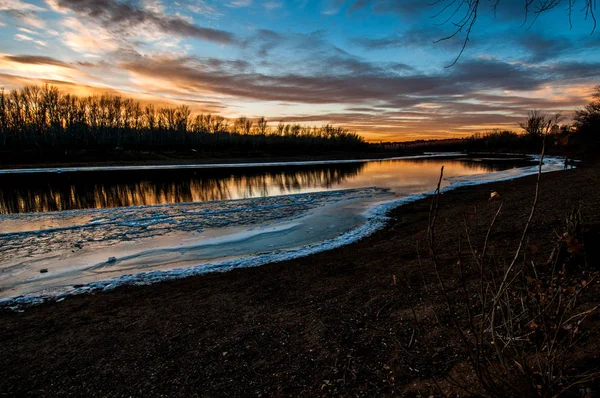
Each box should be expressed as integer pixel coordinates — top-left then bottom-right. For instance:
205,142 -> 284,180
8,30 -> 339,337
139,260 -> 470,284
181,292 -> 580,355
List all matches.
405,137 -> 599,396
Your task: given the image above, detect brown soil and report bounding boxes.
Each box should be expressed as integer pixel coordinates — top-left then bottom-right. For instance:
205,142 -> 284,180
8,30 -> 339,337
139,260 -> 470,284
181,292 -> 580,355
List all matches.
1,162 -> 599,397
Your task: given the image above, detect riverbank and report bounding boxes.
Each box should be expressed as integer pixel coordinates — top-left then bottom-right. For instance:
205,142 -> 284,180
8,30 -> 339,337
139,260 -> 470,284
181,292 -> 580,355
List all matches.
1,161 -> 599,396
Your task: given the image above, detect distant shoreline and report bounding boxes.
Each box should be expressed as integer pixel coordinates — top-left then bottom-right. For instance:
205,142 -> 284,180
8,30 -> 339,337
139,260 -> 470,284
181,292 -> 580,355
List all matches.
0,149 -> 395,169
0,149 -> 541,170
0,152 -> 468,174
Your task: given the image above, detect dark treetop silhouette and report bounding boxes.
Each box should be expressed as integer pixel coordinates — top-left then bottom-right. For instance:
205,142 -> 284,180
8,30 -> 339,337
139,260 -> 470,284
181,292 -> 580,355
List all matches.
0,85 -> 366,156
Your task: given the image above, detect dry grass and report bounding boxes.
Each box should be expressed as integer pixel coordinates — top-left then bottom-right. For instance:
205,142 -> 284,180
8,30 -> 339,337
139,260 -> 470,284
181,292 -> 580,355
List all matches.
409,148 -> 600,396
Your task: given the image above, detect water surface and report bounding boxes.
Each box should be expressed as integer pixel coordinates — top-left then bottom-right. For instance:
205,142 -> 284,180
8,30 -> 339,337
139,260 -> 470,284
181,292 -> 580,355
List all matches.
0,157 -> 511,215
0,155 -> 560,301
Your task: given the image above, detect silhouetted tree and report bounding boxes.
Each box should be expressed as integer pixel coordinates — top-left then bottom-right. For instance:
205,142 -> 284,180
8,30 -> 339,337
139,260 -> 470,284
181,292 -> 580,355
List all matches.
519,110 -> 547,137
0,85 -> 367,157
256,117 -> 269,135
518,110 -> 564,141
574,85 -> 600,138
275,122 -> 285,136
234,117 -> 253,135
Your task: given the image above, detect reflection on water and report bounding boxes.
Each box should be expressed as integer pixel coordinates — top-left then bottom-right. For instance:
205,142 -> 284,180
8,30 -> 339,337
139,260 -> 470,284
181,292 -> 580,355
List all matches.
0,158 -> 516,215
0,164 -> 365,214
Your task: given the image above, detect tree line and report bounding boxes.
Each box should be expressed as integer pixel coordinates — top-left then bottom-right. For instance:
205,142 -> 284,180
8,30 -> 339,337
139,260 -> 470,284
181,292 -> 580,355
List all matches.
465,90 -> 600,153
392,86 -> 600,154
0,85 -> 367,153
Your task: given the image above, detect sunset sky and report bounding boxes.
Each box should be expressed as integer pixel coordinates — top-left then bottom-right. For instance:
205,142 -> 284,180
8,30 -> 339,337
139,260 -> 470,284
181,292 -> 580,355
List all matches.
0,0 -> 599,141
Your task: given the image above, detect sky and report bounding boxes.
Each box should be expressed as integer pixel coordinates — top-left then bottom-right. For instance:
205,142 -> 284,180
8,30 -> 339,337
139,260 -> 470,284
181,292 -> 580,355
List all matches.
0,0 -> 599,141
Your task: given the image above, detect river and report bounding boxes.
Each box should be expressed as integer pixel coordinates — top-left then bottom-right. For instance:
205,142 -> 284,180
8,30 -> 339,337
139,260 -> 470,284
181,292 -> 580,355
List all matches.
0,154 -> 564,303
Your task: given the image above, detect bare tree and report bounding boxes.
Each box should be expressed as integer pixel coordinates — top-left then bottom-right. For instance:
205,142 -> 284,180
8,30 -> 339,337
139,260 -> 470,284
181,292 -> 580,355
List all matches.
519,109 -> 547,137
0,88 -> 6,147
234,116 -> 253,135
519,110 -> 563,138
433,0 -> 597,66
574,85 -> 600,136
0,85 -> 366,153
211,115 -> 226,133
256,117 -> 269,135
276,122 -> 285,136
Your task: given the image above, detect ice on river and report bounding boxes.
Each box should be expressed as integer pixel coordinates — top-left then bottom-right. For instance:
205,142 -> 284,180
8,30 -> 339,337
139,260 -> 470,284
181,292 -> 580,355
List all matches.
0,187 -> 392,302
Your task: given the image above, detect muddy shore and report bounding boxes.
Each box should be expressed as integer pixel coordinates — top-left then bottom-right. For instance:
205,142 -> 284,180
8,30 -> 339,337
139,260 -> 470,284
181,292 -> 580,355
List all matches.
1,161 -> 599,397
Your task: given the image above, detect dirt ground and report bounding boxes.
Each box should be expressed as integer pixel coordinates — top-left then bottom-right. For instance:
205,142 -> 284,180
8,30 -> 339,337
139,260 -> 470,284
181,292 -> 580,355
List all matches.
1,161 -> 599,397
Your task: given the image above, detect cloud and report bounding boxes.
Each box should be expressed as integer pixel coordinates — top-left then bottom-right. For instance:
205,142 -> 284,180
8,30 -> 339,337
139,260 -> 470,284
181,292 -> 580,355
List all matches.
1,49 -> 594,139
322,0 -> 347,15
242,28 -> 412,77
184,0 -> 221,18
523,36 -> 571,62
352,0 -> 555,26
264,1 -> 283,10
225,0 -> 252,8
0,0 -> 46,28
14,33 -> 46,46
0,52 -> 89,86
141,0 -> 164,14
1,54 -> 73,68
347,0 -> 371,13
119,54 -> 547,105
0,0 -> 44,12
50,0 -> 237,44
496,33 -> 593,67
361,0 -> 430,19
113,51 -> 597,138
60,17 -> 121,55
352,26 -> 462,51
